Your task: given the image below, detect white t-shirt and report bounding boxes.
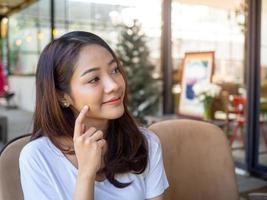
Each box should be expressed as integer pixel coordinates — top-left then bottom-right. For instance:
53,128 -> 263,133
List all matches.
19,128 -> 169,200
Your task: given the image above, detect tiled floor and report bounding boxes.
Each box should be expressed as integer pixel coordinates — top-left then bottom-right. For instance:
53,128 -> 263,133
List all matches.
1,106 -> 267,199
237,168 -> 267,199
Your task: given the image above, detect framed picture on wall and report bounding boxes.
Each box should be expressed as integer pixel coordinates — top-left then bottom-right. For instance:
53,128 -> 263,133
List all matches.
178,51 -> 215,117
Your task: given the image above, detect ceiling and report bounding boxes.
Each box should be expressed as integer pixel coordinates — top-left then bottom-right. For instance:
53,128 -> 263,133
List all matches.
0,0 -> 36,17
0,0 -> 259,19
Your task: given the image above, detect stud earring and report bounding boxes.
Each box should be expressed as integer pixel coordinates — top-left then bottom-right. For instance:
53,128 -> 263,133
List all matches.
63,101 -> 70,107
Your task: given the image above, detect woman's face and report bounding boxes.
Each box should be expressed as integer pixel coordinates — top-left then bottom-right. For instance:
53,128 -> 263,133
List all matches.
66,44 -> 126,120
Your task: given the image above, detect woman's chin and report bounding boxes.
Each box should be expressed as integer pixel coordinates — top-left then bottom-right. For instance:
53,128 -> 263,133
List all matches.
87,105 -> 125,120
104,107 -> 125,119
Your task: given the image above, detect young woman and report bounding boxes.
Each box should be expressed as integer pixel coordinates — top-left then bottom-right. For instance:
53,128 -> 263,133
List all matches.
19,31 -> 169,200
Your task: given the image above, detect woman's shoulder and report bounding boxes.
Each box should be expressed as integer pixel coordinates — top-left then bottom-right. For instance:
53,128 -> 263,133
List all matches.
139,127 -> 161,149
19,136 -> 50,161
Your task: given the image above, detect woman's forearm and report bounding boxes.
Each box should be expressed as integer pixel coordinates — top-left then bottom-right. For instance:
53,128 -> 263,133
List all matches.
73,172 -> 95,200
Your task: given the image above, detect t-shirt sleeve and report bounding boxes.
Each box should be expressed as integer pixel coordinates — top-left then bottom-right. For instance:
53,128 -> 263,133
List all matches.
143,129 -> 169,199
19,144 -> 59,200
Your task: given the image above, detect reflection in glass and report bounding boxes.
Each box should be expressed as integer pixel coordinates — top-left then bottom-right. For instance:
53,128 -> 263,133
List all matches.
8,0 -> 50,75
8,0 -> 162,80
171,0 -> 247,164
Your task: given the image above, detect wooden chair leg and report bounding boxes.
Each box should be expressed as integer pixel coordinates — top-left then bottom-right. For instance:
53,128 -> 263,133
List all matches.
229,124 -> 240,146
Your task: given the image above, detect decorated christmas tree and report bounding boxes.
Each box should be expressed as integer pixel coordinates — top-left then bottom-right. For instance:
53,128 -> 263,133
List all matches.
116,20 -> 160,123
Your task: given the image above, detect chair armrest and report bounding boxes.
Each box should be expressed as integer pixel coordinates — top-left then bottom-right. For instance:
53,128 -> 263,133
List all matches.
248,193 -> 267,200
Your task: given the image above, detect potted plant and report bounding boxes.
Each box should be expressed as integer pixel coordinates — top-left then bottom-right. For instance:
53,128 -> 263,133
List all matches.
193,82 -> 221,120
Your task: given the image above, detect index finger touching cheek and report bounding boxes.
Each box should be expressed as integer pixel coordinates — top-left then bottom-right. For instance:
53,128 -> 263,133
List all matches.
74,105 -> 89,139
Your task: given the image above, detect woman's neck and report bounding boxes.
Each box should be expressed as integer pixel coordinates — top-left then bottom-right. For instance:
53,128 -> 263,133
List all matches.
57,118 -> 109,148
83,118 -> 109,136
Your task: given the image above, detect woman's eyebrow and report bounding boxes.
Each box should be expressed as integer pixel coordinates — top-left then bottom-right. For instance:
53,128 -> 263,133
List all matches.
80,59 -> 116,77
80,68 -> 100,77
108,59 -> 116,66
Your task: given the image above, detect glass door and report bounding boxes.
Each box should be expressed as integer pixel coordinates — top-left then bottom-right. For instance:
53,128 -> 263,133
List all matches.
257,0 -> 267,169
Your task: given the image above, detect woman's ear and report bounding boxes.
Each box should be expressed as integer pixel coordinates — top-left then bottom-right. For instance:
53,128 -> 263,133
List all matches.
61,100 -> 70,107
56,91 -> 73,108
63,93 -> 73,107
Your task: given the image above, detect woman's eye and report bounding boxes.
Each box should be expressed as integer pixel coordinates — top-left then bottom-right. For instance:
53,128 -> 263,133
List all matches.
112,67 -> 120,74
88,77 -> 100,83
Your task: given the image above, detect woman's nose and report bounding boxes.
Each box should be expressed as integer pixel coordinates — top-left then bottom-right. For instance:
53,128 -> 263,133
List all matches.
104,77 -> 119,93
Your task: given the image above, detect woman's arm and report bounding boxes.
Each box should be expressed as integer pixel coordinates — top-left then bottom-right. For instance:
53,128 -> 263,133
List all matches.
73,173 -> 95,200
73,105 -> 106,200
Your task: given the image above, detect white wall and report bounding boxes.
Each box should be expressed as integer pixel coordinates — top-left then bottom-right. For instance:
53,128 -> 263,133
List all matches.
9,76 -> 35,112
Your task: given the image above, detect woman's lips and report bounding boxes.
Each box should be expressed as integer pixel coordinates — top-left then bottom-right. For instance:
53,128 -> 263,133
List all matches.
102,97 -> 121,105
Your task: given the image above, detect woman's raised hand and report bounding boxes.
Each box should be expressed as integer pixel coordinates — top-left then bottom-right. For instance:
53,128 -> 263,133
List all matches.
73,105 -> 106,179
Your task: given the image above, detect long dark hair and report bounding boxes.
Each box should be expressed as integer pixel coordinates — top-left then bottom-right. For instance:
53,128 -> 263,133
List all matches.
32,31 -> 148,188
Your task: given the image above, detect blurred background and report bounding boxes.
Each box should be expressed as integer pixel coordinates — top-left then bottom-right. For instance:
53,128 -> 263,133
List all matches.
0,0 -> 267,198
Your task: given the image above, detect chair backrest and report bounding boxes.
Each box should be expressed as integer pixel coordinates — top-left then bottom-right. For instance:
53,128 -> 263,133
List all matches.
0,134 -> 31,200
148,119 -> 239,200
0,120 -> 239,200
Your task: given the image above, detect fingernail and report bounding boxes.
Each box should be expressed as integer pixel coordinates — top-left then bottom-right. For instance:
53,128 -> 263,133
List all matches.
83,105 -> 88,111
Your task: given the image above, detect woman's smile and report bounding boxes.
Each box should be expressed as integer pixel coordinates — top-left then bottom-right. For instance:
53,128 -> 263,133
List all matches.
102,96 -> 122,105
